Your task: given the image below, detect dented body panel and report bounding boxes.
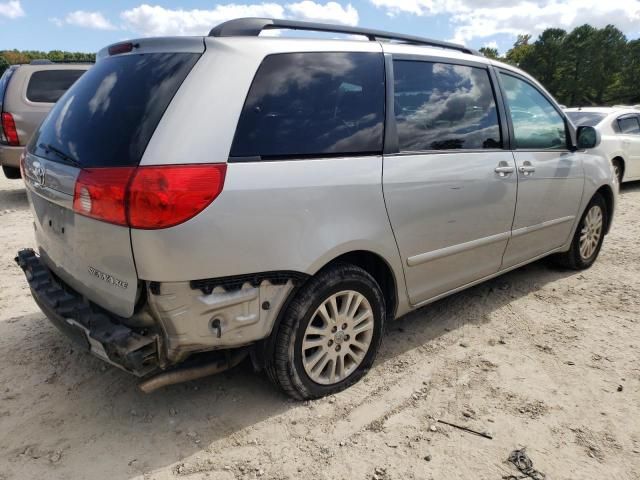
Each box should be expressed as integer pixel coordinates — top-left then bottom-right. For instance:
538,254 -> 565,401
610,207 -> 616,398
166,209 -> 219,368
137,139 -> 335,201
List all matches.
147,277 -> 299,362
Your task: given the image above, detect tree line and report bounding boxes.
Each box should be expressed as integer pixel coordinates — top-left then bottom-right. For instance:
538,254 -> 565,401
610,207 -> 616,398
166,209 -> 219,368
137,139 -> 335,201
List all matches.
1,24 -> 638,107
0,49 -> 95,75
479,24 -> 640,107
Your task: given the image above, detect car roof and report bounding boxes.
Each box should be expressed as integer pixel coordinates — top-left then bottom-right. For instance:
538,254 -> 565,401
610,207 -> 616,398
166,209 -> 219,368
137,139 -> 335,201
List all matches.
565,107 -> 640,115
12,63 -> 92,71
97,17 -> 550,100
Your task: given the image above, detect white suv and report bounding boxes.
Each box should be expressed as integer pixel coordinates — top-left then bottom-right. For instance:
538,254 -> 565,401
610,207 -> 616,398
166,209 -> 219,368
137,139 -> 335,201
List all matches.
565,106 -> 640,183
16,18 -> 617,399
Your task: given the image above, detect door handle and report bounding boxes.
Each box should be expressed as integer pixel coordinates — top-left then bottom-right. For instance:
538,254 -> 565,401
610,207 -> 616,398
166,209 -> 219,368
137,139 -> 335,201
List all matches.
519,161 -> 536,176
494,161 -> 514,177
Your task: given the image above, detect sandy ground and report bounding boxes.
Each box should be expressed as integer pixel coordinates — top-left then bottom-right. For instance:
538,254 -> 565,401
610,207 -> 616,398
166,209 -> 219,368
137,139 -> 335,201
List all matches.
0,173 -> 639,480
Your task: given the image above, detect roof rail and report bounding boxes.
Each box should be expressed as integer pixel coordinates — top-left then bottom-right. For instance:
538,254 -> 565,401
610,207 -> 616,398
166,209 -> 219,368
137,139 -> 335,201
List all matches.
28,59 -> 94,65
209,18 -> 479,56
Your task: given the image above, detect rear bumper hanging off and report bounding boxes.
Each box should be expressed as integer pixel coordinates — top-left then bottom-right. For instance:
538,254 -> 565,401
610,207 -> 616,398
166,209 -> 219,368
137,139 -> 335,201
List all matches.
15,248 -> 159,376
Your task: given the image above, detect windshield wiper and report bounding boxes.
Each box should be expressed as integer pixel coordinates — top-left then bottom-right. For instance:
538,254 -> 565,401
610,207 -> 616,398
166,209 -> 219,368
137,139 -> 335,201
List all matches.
38,143 -> 80,167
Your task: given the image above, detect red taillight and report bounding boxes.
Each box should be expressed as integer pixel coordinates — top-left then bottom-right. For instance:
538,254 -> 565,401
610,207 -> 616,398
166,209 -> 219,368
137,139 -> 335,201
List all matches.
128,164 -> 227,229
72,164 -> 227,229
1,112 -> 19,146
73,167 -> 135,226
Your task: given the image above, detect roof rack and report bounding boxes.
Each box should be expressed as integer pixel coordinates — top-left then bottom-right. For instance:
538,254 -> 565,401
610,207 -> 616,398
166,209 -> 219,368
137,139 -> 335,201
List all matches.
209,18 -> 479,56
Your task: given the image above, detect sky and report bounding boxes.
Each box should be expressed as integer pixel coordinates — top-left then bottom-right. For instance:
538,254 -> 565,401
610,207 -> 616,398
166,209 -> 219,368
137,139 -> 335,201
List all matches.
1,0 -> 639,54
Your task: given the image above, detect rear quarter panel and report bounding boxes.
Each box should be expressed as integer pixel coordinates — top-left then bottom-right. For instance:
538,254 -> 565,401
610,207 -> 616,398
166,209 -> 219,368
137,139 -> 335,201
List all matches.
131,157 -> 409,313
133,37 -> 410,316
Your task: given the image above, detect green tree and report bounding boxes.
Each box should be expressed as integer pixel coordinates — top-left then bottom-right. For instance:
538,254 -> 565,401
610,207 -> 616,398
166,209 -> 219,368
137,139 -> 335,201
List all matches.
591,25 -> 626,103
505,34 -> 534,67
528,28 -> 567,99
48,50 -> 65,62
555,24 -> 598,105
0,56 -> 9,76
479,47 -> 500,60
610,39 -> 640,104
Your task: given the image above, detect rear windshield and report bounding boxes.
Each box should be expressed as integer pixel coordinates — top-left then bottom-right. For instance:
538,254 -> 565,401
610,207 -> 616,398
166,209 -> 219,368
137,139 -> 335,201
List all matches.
566,112 -> 606,127
26,69 -> 86,103
28,52 -> 200,168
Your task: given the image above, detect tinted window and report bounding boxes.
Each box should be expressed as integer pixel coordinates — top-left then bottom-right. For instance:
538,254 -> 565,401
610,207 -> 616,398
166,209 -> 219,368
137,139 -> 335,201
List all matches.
618,116 -> 640,134
26,69 -> 86,103
28,53 -> 200,167
393,61 -> 501,151
230,52 -> 384,159
566,112 -> 606,127
500,73 -> 566,149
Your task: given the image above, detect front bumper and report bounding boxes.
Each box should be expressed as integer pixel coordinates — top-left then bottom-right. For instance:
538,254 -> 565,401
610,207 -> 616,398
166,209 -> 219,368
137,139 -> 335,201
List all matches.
0,143 -> 22,168
16,249 -> 159,376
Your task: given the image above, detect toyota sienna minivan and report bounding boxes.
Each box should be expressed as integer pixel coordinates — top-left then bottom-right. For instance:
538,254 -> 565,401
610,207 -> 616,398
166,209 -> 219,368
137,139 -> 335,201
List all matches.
16,18 -> 616,399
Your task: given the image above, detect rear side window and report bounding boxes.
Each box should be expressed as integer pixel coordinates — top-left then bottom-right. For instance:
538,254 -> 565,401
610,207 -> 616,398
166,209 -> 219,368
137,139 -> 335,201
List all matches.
618,116 -> 640,134
500,73 -> 567,150
28,53 -> 200,168
393,61 -> 501,151
26,70 -> 86,103
230,52 -> 385,160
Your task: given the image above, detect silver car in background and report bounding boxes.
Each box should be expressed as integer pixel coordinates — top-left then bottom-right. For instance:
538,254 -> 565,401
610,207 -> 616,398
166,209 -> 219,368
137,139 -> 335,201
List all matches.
16,18 -> 617,400
0,61 -> 90,179
565,106 -> 640,183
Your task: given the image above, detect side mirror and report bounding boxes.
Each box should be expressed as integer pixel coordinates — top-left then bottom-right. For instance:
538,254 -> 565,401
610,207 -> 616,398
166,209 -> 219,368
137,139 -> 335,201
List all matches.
576,125 -> 600,149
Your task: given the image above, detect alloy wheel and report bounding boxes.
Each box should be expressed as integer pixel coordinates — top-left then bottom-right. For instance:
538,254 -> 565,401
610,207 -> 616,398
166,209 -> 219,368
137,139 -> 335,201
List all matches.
579,205 -> 603,260
301,290 -> 374,385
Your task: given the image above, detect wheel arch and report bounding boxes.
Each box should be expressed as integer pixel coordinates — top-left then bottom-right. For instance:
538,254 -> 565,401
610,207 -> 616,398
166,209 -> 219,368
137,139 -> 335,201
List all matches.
319,250 -> 398,320
611,156 -> 625,181
251,248 -> 401,371
595,184 -> 615,234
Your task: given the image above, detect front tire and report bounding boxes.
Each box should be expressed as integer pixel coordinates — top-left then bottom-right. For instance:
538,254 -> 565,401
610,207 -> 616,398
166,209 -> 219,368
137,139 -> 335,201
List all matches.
555,193 -> 607,270
267,263 -> 385,400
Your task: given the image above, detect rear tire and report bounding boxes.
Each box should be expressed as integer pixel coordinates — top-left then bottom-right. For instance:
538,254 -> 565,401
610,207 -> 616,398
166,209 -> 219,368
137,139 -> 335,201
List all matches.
2,165 -> 21,179
554,193 -> 607,270
266,263 -> 385,400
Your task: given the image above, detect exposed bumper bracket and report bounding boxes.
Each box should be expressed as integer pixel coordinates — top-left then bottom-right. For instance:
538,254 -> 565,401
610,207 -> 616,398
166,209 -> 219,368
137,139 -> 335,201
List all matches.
15,248 -> 159,377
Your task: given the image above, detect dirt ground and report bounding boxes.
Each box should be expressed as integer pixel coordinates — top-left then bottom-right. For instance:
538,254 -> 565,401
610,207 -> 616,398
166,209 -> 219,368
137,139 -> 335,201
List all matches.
0,173 -> 639,480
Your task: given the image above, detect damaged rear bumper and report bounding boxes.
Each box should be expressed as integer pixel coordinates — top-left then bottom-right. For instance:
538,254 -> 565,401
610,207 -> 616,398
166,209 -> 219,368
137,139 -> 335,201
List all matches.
15,249 -> 159,376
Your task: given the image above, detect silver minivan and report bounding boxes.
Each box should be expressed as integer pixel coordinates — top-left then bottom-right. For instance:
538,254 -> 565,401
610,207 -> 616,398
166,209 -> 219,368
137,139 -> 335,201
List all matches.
16,18 -> 617,399
0,61 -> 90,178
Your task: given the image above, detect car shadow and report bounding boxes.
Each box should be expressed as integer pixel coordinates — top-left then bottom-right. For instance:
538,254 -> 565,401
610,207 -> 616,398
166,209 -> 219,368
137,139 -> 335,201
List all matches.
0,257 -> 577,479
0,183 -> 28,210
620,179 -> 640,194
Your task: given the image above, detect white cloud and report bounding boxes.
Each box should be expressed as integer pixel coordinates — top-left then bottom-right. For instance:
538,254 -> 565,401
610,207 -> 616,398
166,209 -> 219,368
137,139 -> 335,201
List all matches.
370,0 -> 640,43
121,2 -> 359,36
52,10 -> 116,30
483,40 -> 498,50
287,1 -> 358,26
121,3 -> 286,36
0,0 -> 24,19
